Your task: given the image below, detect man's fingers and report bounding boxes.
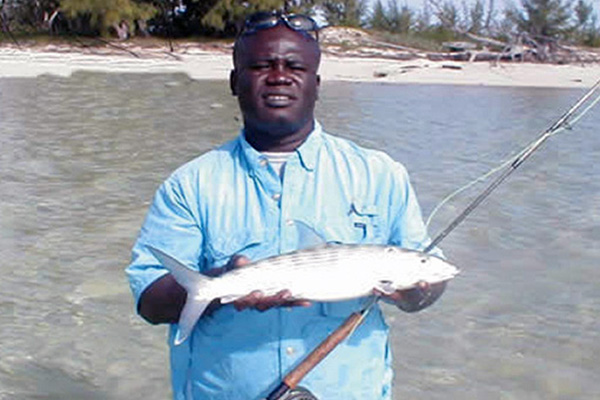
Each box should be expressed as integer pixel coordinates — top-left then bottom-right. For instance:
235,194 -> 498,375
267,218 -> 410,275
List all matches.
286,300 -> 312,308
373,288 -> 403,302
232,290 -> 311,312
255,290 -> 291,311
233,290 -> 264,311
230,254 -> 251,269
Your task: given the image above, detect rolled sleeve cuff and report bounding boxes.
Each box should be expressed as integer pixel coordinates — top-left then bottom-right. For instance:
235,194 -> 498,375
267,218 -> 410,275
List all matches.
126,245 -> 170,312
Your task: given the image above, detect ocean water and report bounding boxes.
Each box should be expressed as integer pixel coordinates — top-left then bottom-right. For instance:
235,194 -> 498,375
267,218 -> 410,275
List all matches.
0,72 -> 598,399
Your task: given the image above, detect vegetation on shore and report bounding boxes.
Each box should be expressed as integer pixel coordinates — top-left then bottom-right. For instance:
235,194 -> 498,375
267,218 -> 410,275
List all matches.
1,0 -> 599,62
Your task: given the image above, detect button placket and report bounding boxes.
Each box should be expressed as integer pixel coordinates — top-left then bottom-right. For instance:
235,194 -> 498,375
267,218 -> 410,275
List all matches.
279,155 -> 306,254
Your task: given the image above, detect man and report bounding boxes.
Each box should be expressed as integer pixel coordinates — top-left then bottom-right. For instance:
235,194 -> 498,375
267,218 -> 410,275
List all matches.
126,11 -> 446,400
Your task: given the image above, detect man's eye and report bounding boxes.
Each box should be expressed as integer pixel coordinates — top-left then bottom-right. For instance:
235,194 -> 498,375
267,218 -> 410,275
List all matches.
288,63 -> 307,70
250,63 -> 270,70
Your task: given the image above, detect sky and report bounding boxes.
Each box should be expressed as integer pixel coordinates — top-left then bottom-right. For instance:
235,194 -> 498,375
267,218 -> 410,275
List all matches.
365,0 -> 512,13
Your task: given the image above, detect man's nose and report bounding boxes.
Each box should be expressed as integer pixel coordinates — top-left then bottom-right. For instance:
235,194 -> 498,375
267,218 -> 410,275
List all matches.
266,64 -> 292,85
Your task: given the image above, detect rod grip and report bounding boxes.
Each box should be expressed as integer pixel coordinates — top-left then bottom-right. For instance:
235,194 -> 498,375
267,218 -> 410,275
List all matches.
283,311 -> 363,388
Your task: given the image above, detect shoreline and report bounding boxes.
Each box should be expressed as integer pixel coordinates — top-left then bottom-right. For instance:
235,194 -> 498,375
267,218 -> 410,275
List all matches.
1,45 -> 599,88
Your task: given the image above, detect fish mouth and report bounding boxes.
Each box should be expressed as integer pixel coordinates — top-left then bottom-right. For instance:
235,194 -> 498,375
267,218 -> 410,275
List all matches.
263,92 -> 296,108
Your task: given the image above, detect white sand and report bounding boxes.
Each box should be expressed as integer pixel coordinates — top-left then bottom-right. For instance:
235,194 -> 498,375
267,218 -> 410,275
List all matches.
1,46 -> 599,88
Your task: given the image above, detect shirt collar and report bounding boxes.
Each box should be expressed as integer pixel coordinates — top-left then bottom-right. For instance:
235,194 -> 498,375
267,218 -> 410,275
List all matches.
239,120 -> 322,173
295,120 -> 322,171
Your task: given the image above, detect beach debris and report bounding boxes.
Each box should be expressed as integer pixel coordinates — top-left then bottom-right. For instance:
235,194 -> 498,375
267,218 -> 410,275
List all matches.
442,42 -> 477,52
442,64 -> 463,70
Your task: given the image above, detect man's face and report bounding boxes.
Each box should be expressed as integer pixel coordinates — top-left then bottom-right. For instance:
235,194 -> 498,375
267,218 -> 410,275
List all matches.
231,25 -> 320,140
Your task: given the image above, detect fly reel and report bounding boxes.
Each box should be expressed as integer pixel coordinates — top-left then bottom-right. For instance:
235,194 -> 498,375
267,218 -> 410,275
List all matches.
277,387 -> 318,400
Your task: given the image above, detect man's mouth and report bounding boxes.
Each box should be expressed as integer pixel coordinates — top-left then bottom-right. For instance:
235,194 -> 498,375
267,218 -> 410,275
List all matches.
263,93 -> 295,107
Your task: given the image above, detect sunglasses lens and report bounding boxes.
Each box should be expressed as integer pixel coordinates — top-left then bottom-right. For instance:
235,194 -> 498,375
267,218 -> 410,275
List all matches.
241,12 -> 318,40
246,12 -> 278,30
286,15 -> 317,31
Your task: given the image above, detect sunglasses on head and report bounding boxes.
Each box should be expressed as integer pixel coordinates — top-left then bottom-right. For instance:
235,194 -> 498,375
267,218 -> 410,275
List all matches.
240,11 -> 319,41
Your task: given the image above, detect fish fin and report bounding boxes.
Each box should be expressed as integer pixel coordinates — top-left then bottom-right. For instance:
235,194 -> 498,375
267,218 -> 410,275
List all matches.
374,280 -> 397,295
294,220 -> 327,250
174,297 -> 211,345
147,246 -> 212,293
147,246 -> 213,346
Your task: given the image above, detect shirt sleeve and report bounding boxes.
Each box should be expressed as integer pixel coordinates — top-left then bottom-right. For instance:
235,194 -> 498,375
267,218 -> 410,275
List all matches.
387,162 -> 443,258
125,174 -> 204,311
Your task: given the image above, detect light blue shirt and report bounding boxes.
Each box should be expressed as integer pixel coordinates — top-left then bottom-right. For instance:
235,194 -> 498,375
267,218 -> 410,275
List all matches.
126,122 -> 436,400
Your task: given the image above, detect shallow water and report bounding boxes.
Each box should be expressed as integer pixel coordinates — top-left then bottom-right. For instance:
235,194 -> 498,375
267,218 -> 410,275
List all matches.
0,72 -> 598,399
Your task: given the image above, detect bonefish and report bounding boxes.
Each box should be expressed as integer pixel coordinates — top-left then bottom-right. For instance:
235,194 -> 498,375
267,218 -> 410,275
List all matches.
148,243 -> 459,345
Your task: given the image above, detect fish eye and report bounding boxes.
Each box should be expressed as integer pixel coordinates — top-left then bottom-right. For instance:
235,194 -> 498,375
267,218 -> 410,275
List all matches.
420,258 -> 427,264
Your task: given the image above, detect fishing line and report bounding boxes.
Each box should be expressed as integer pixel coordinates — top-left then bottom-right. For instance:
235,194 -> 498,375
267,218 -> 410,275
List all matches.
347,296 -> 378,336
427,89 -> 600,230
425,92 -> 600,229
269,79 -> 600,400
424,79 -> 600,253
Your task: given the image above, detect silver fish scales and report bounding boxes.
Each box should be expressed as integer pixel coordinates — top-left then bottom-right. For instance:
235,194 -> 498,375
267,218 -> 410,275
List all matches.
148,243 -> 459,345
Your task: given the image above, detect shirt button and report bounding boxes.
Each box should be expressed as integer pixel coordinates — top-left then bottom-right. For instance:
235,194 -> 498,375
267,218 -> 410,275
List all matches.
259,159 -> 268,167
285,219 -> 294,226
272,193 -> 281,201
286,347 -> 295,355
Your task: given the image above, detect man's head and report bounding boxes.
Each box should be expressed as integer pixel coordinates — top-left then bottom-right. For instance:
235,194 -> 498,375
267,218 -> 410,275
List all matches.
230,13 -> 321,151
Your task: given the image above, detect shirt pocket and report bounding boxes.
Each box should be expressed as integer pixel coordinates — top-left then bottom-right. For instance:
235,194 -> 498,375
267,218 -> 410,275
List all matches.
317,203 -> 383,318
320,202 -> 383,245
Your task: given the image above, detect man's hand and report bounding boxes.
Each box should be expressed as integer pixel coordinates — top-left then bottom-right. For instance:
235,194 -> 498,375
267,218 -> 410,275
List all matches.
374,280 -> 446,313
223,255 -> 311,312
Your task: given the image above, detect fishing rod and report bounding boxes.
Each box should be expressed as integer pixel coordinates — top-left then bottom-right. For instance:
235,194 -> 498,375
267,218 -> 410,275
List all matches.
266,79 -> 600,400
424,78 -> 600,253
266,297 -> 378,400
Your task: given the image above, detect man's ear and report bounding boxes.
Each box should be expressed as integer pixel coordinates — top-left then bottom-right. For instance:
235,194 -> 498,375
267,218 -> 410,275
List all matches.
316,74 -> 321,100
230,69 -> 238,96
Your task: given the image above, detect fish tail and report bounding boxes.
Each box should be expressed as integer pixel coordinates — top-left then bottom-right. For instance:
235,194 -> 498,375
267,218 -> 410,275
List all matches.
147,246 -> 215,345
174,296 -> 211,345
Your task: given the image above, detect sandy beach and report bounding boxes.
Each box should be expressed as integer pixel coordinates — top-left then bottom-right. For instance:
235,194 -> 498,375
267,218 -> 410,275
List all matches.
1,42 -> 600,88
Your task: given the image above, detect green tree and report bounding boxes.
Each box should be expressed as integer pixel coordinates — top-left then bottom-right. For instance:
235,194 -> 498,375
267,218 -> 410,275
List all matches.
397,5 -> 413,33
201,0 -> 283,32
574,0 -> 593,26
284,0 -> 319,13
414,1 -> 432,33
368,0 -> 413,33
505,0 -> 572,40
496,9 -> 518,41
318,0 -> 368,26
60,0 -> 156,36
1,0 -> 58,30
188,0 -> 317,36
573,0 -> 599,45
437,1 -> 460,29
369,0 -> 389,30
465,0 -> 485,33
